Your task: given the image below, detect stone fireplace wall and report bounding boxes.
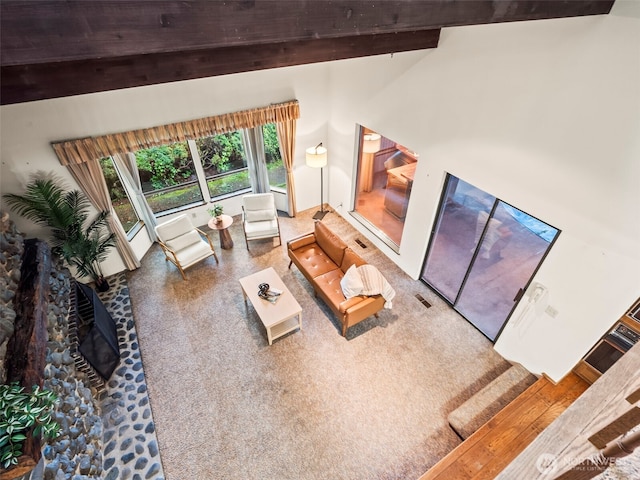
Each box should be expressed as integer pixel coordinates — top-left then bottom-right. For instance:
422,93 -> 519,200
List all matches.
1,213 -> 103,480
0,212 -> 23,384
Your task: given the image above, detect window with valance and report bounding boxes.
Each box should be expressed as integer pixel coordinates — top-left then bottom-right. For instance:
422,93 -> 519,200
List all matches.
51,100 -> 300,271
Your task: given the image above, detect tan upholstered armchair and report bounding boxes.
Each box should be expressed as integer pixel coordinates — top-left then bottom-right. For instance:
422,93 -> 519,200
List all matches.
154,214 -> 218,280
241,193 -> 282,250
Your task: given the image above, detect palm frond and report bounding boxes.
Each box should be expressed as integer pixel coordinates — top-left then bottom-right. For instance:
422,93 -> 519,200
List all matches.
3,176 -> 117,281
3,179 -> 65,227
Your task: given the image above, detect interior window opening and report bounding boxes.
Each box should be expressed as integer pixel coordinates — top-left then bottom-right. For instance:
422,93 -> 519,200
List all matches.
351,125 -> 418,250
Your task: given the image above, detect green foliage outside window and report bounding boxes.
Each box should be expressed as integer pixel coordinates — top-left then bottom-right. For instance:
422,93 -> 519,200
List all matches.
196,131 -> 245,175
207,170 -> 250,197
99,158 -> 126,200
0,383 -> 60,469
101,124 -> 285,218
263,123 -> 286,188
135,143 -> 192,189
262,123 -> 281,164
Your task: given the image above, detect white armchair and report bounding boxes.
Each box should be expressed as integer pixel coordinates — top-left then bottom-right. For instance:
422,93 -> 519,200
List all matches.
241,193 -> 281,250
154,214 -> 218,280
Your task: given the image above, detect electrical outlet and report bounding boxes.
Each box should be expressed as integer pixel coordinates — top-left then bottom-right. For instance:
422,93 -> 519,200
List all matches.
545,305 -> 558,318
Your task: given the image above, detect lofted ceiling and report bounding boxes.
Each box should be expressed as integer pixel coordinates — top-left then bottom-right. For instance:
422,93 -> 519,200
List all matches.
0,0 -> 614,105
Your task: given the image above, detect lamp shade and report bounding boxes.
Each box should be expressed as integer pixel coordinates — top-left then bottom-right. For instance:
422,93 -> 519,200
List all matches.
362,133 -> 382,153
306,145 -> 328,168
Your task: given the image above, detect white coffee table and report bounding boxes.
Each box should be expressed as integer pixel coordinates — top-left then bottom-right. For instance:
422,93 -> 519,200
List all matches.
239,267 -> 302,345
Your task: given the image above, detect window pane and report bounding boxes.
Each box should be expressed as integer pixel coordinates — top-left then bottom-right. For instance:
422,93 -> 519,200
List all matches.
99,157 -> 140,233
263,123 -> 286,189
135,142 -> 204,213
195,132 -> 250,198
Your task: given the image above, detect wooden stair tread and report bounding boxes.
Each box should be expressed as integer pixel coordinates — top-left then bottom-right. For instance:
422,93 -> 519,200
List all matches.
419,373 -> 589,480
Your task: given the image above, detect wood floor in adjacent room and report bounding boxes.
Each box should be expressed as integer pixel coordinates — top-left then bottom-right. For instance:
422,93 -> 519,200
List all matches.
419,372 -> 589,480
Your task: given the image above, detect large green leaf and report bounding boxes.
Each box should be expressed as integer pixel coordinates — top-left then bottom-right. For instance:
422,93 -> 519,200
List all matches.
3,177 -> 115,280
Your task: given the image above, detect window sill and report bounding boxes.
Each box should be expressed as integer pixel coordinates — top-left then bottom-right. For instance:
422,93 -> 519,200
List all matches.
126,221 -> 145,242
155,200 -> 207,219
209,188 -> 252,202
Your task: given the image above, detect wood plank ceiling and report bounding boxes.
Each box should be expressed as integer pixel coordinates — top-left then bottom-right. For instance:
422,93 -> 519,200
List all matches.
0,1 -> 614,105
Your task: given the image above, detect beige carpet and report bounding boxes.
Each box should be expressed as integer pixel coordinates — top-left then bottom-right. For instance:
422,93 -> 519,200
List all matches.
127,209 -> 512,480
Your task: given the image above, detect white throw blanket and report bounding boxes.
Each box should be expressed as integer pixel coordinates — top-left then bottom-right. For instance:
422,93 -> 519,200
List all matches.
356,264 -> 396,309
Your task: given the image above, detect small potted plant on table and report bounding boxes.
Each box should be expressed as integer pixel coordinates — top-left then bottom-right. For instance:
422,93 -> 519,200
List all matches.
207,204 -> 224,224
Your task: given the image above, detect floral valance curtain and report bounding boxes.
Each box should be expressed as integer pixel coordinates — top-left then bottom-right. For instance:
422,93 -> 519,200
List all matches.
52,100 -> 300,165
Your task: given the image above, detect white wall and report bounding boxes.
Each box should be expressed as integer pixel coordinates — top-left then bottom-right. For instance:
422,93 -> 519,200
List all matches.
1,11 -> 639,381
325,14 -> 640,381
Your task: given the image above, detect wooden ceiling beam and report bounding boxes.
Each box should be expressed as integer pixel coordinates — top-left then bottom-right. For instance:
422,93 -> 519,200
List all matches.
0,30 -> 440,105
0,1 -> 614,104
1,1 -> 614,66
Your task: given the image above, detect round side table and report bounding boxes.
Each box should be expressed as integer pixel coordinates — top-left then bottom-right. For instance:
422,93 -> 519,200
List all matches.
207,214 -> 234,249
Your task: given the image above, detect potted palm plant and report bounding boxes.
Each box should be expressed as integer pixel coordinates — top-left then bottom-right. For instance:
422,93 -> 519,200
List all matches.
3,177 -> 116,291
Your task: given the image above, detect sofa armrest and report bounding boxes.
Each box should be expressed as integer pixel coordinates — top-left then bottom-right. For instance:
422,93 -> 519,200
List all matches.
338,296 -> 362,313
287,233 -> 316,251
341,296 -> 380,314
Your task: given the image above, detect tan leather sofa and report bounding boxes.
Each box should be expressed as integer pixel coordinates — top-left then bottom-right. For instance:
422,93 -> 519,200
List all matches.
287,221 -> 385,336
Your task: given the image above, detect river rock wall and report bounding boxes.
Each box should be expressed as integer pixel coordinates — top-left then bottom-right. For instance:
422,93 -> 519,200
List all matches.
0,212 -> 23,384
0,213 -> 103,480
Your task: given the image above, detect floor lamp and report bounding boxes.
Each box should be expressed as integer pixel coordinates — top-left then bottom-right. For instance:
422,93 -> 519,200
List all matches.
306,143 -> 328,220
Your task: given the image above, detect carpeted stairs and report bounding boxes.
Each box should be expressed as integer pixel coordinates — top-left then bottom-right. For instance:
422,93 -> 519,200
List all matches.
447,362 -> 538,439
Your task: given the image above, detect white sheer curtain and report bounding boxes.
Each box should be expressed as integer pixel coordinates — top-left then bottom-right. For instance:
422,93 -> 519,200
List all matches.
241,126 -> 270,194
112,153 -> 158,241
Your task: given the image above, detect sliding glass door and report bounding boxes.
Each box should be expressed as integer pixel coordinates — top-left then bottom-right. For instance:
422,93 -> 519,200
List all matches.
421,175 -> 559,341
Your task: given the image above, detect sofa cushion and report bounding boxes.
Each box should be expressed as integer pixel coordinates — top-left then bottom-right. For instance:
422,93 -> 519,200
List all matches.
340,248 -> 367,273
290,243 -> 339,279
315,269 -> 349,309
340,264 -> 363,299
314,221 -> 347,267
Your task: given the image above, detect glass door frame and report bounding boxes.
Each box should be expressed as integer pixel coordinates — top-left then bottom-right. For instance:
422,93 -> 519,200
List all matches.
420,173 -> 561,342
